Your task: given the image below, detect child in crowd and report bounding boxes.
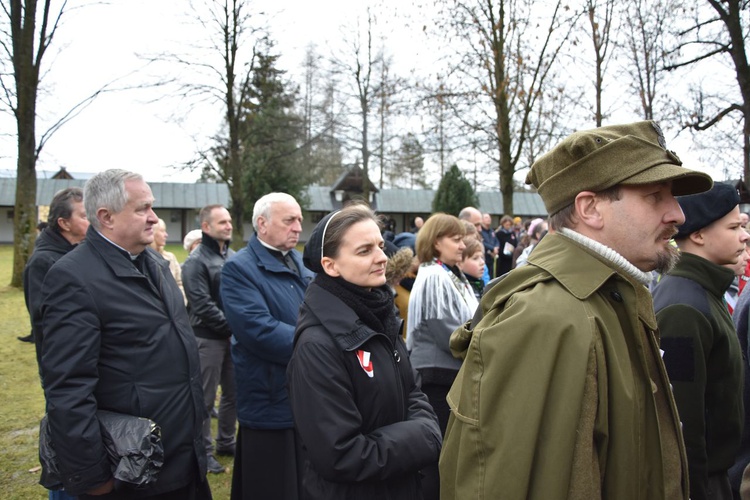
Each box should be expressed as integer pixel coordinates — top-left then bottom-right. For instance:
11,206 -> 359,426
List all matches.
461,237 -> 485,300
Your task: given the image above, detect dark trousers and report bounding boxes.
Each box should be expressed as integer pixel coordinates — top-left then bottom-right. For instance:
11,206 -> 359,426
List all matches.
196,337 -> 237,454
706,472 -> 733,500
79,475 -> 211,500
419,381 -> 452,500
230,426 -> 299,500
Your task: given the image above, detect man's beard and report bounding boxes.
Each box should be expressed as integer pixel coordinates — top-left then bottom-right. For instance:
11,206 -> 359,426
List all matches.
653,242 -> 681,275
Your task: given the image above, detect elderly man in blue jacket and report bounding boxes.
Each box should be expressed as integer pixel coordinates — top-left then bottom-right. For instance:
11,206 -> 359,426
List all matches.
221,192 -> 314,500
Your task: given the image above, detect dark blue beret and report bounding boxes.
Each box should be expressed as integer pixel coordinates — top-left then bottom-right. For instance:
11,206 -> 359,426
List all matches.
675,181 -> 739,238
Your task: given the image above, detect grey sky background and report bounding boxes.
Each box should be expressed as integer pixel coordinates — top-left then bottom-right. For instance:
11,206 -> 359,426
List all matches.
0,0 -> 725,186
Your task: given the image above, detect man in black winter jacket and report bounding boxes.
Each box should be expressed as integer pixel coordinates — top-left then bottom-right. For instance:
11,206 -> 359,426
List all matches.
654,181 -> 748,500
40,169 -> 210,499
182,204 -> 236,474
23,187 -> 88,370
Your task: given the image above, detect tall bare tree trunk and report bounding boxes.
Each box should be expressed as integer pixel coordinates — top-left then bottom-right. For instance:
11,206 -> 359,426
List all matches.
9,0 -> 43,287
717,0 -> 750,180
13,94 -> 38,288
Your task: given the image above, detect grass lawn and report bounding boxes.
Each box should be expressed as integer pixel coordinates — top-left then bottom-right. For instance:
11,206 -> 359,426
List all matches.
0,244 -> 232,499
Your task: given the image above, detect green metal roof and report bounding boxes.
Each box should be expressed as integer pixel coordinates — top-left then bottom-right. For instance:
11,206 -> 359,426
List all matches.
0,178 -> 230,209
304,186 -> 546,217
0,177 -> 545,217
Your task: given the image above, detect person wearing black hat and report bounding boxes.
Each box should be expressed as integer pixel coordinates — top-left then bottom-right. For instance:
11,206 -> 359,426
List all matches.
653,181 -> 748,500
441,120 -> 713,500
287,204 -> 441,500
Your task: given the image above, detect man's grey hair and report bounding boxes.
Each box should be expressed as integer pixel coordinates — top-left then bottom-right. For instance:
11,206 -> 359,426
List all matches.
252,193 -> 297,231
47,187 -> 83,232
84,169 -> 143,230
458,207 -> 481,221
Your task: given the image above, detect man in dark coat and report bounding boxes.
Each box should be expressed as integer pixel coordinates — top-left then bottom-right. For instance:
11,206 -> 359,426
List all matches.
24,187 -> 88,500
182,204 -> 236,474
494,214 -> 518,276
40,169 -> 210,499
221,192 -> 314,500
479,212 -> 499,278
23,187 -> 88,370
654,182 -> 747,500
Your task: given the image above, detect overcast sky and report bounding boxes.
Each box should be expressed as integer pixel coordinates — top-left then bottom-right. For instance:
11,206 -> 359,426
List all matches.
0,0 -> 427,183
0,0 -> 725,186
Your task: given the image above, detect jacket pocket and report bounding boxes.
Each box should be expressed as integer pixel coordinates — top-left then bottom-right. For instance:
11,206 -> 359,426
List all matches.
445,343 -> 482,427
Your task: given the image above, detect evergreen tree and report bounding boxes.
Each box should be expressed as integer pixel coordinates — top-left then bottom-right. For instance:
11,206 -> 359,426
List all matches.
432,164 -> 478,216
207,38 -> 311,241
240,43 -> 310,216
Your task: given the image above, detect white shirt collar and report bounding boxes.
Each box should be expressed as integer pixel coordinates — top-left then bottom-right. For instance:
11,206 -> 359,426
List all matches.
96,230 -> 142,260
257,236 -> 290,256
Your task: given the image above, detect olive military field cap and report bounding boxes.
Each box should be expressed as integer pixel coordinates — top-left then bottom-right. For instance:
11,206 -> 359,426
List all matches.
525,121 -> 713,215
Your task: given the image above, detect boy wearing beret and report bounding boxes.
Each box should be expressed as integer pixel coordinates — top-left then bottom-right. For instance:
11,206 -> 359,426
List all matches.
440,121 -> 711,500
653,181 -> 747,500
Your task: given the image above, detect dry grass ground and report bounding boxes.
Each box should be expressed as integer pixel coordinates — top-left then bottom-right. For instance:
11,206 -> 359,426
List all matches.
0,244 -> 232,499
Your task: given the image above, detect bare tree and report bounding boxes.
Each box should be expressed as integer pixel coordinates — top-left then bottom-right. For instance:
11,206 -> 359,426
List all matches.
329,8 -> 384,203
1,0 -> 63,287
1,1 -> 155,286
375,49 -> 393,189
584,0 -> 617,126
297,44 -> 347,186
435,0 -> 580,214
301,44 -> 318,152
162,0 -> 264,245
419,75 -> 460,178
665,0 -> 750,180
389,132 -> 431,189
622,0 -> 677,120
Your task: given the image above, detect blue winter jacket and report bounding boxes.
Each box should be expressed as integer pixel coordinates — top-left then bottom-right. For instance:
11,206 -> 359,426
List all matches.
220,234 -> 313,428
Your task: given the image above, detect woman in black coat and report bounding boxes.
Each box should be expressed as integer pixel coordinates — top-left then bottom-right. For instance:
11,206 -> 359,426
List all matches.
287,204 -> 442,500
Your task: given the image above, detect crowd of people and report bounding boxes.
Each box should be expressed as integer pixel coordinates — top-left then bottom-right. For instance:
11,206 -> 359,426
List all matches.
19,119 -> 750,500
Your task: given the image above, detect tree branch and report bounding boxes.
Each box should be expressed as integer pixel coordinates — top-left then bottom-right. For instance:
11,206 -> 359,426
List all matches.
664,44 -> 729,71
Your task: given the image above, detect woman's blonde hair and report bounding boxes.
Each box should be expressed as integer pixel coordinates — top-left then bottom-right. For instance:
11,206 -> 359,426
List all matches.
149,218 -> 167,251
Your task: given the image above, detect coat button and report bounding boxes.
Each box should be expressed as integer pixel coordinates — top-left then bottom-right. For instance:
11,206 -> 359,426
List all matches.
610,291 -> 623,302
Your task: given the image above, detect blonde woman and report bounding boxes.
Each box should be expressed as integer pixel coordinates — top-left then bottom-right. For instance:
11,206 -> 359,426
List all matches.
407,213 -> 478,499
150,218 -> 186,302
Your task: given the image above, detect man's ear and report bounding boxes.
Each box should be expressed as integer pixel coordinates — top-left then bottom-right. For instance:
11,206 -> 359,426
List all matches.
573,191 -> 604,230
320,257 -> 340,277
97,208 -> 114,230
57,217 -> 71,233
256,216 -> 267,234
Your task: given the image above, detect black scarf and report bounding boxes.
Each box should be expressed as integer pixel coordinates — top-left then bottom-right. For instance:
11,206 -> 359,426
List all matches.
315,273 -> 400,340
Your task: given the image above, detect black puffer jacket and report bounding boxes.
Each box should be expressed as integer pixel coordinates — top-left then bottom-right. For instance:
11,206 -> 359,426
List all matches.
182,233 -> 234,339
22,228 -> 76,371
287,282 -> 442,500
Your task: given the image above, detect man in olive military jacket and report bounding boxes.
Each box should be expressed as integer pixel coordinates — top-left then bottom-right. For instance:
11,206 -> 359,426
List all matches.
440,121 -> 712,500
